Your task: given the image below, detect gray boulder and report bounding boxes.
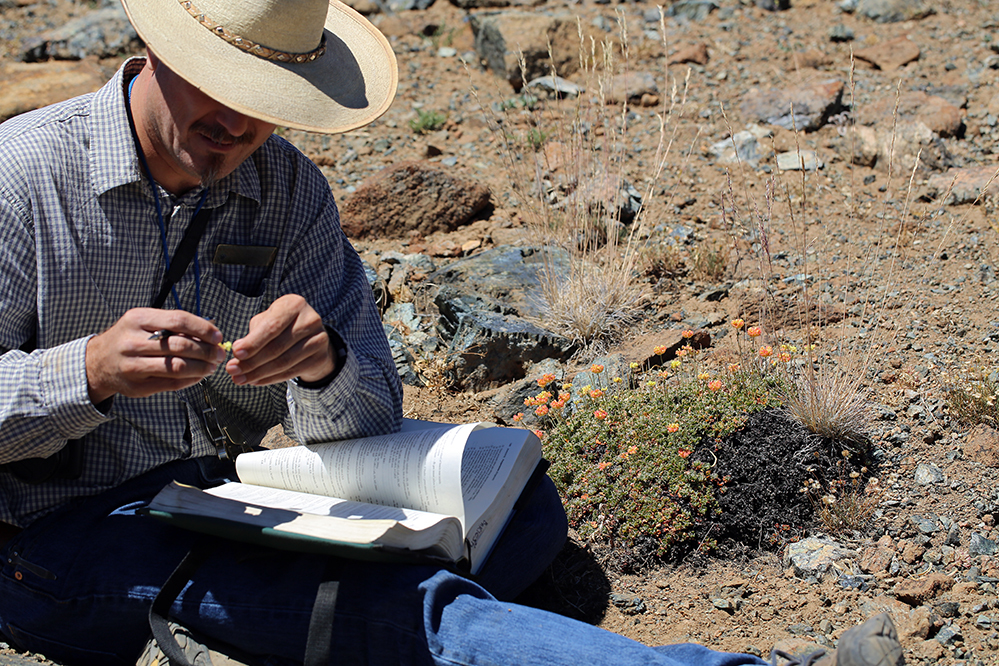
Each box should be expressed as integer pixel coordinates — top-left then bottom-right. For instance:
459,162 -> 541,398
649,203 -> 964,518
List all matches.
856,0 -> 933,23
20,6 -> 139,62
427,246 -> 577,391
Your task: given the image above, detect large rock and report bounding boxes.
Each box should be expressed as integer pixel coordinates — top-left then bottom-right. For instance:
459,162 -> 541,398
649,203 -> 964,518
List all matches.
858,91 -> 964,138
340,161 -> 491,240
602,71 -> 659,105
855,0 -> 934,23
428,245 -> 564,320
435,286 -> 577,391
924,165 -> 999,205
853,36 -> 920,71
470,12 -> 588,90
739,79 -> 844,132
19,5 -> 139,61
785,536 -> 857,578
708,124 -> 772,168
0,60 -> 106,122
427,246 -> 578,390
893,572 -> 954,606
843,122 -> 953,175
963,424 -> 999,466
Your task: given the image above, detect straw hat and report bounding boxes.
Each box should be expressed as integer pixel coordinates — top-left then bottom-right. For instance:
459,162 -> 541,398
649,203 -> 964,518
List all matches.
120,0 -> 398,134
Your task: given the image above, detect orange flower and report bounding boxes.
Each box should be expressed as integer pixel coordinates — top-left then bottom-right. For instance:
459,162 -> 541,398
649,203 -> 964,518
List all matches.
667,423 -> 680,433
681,329 -> 694,339
535,404 -> 549,416
708,379 -> 723,391
550,399 -> 566,410
779,352 -> 792,363
727,363 -> 740,373
589,388 -> 604,399
532,429 -> 545,440
538,373 -> 557,388
598,461 -> 610,470
535,391 -> 552,404
747,326 -> 762,338
758,345 -> 773,358
731,318 -> 745,329
594,409 -> 608,420
559,392 -> 571,402
653,345 -> 667,355
590,364 -> 604,374
512,412 -> 524,422
678,448 -> 692,458
627,445 -> 638,455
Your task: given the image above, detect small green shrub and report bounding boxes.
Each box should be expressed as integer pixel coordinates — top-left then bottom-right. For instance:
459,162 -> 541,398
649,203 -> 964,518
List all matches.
409,108 -> 448,135
527,348 -> 782,561
525,128 -> 548,151
426,24 -> 456,49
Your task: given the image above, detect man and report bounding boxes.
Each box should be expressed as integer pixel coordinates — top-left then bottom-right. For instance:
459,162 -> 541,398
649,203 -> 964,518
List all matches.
0,0 -> 904,665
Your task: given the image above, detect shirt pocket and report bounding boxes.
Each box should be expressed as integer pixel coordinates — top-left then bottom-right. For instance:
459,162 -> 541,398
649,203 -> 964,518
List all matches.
205,259 -> 272,299
197,273 -> 270,343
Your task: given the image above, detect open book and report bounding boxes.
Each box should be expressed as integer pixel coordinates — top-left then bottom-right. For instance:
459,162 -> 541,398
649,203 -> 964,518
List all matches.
147,421 -> 545,574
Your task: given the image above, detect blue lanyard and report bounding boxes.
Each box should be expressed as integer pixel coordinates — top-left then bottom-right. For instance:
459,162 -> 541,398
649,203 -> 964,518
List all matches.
128,76 -> 208,317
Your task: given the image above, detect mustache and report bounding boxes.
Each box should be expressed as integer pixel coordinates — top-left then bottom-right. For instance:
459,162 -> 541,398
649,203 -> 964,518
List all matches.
193,122 -> 255,146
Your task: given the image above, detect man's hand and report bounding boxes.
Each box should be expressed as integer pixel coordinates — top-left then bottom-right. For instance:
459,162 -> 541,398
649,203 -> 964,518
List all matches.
85,309 -> 225,404
225,294 -> 335,387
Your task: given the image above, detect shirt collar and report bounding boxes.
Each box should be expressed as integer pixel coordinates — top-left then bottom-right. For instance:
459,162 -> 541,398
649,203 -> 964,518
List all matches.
89,56 -> 262,207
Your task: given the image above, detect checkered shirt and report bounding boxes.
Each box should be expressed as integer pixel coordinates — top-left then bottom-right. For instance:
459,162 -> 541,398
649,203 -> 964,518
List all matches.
0,58 -> 403,526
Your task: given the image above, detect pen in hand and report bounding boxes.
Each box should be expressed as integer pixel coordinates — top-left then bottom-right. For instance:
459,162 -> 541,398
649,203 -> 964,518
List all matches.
148,320 -> 229,349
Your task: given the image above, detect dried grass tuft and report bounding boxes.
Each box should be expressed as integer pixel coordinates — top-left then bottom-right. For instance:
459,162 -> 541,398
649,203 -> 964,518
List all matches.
781,370 -> 872,446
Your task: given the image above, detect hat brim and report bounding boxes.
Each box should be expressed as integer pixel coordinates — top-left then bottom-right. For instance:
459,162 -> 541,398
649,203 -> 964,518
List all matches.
120,0 -> 398,134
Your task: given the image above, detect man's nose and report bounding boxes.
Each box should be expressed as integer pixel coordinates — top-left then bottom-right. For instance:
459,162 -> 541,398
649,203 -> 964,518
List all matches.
214,106 -> 251,138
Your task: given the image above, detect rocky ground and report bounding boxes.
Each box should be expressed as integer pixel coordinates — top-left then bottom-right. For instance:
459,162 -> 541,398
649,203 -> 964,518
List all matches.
2,0 -> 999,664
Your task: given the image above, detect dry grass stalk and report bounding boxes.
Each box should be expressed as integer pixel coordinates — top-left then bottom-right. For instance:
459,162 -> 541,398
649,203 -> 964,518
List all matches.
473,9 -> 695,346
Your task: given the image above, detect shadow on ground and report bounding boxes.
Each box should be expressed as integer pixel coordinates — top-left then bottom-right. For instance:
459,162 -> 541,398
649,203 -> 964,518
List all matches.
514,537 -> 613,624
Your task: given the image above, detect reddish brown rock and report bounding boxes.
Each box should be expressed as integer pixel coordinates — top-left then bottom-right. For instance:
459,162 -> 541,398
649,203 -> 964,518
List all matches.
900,540 -> 926,565
603,71 -> 658,105
924,165 -> 999,205
0,60 -> 105,122
859,91 -> 964,138
739,78 -> 844,131
963,424 -> 999,467
340,161 -> 491,240
793,49 -> 832,70
854,36 -> 920,71
859,541 -> 895,574
669,43 -> 709,66
893,572 -> 955,607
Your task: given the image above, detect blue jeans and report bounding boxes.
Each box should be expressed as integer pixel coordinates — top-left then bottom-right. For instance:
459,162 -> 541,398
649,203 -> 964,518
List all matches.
0,457 -> 768,666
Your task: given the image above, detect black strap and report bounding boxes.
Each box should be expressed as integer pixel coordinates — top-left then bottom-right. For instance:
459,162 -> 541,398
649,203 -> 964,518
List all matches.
151,205 -> 214,310
148,538 -> 220,666
149,538 -> 339,666
304,565 -> 339,666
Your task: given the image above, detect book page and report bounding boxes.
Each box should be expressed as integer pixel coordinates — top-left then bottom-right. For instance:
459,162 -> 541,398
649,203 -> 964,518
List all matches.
206,482 -> 453,533
235,423 -> 490,528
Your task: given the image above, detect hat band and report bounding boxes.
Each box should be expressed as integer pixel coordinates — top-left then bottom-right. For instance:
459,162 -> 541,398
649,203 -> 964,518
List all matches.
179,0 -> 327,64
